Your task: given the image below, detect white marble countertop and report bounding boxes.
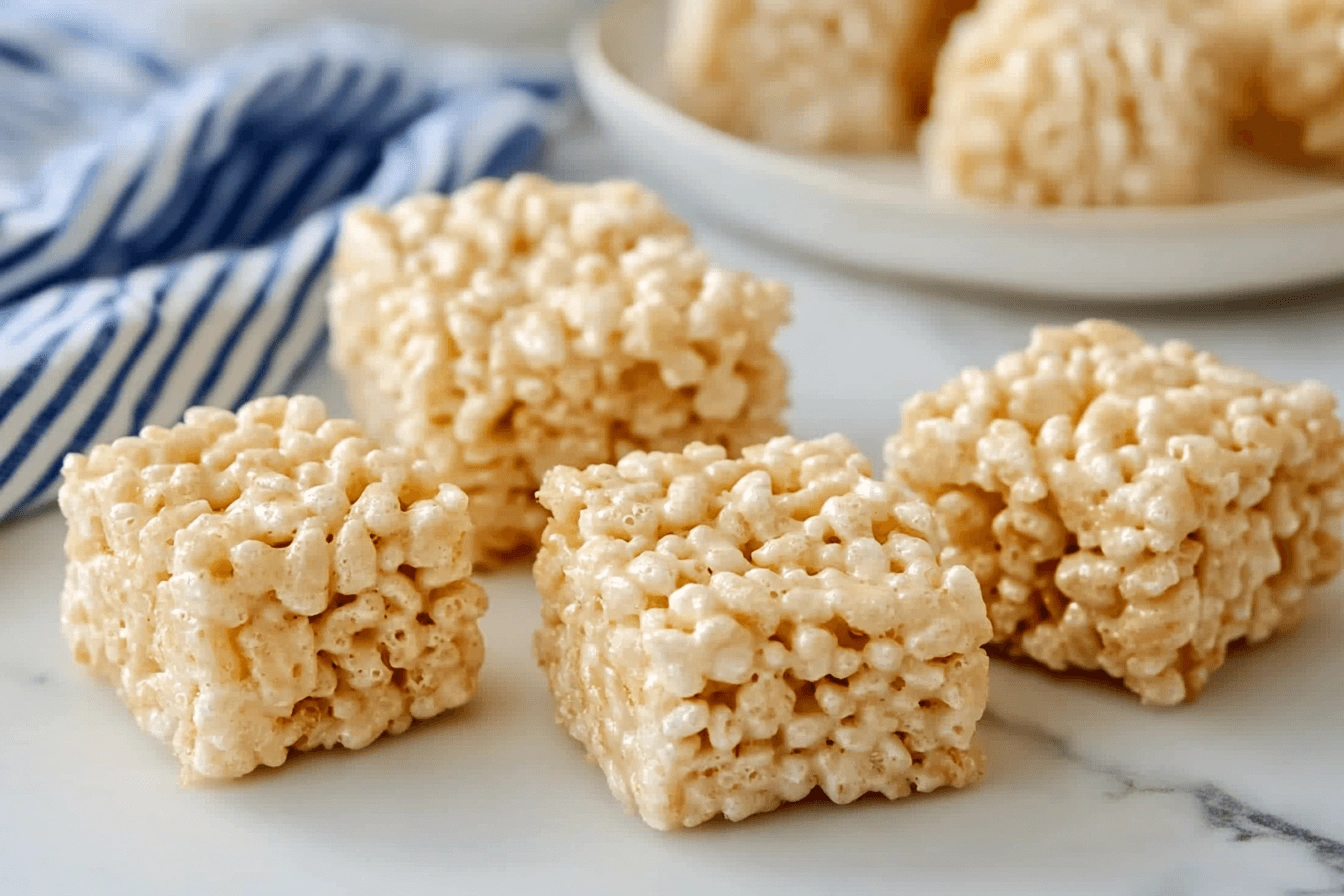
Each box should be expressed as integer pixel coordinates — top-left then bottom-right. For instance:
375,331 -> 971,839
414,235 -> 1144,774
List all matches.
3,128 -> 1343,896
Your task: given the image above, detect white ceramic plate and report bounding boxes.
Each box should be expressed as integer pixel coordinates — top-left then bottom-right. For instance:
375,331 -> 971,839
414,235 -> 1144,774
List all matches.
573,0 -> 1344,300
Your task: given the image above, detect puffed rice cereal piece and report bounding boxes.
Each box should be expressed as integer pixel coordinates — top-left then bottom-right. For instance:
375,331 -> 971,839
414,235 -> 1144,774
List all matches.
59,395 -> 488,781
535,434 -> 992,829
886,321 -> 1344,705
667,0 -> 973,152
1249,0 -> 1344,165
923,0 -> 1227,206
329,174 -> 790,566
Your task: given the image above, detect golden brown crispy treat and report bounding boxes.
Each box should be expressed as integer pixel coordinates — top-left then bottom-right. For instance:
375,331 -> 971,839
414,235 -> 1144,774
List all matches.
59,395 -> 487,780
329,174 -> 790,566
667,0 -> 970,152
886,321 -> 1344,705
1247,0 -> 1344,165
924,0 -> 1226,206
535,435 -> 991,830
1163,0 -> 1266,119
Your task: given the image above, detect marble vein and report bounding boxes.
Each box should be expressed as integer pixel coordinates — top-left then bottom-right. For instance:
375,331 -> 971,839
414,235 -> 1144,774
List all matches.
985,710 -> 1344,893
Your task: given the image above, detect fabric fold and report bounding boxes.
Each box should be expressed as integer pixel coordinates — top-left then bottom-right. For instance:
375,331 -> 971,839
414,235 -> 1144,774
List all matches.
0,19 -> 571,521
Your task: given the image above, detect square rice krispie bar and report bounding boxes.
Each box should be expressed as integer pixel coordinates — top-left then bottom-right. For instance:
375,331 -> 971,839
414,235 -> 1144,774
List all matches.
534,434 -> 992,829
667,0 -> 974,152
329,174 -> 790,566
924,0 -> 1227,206
886,321 -> 1344,704
59,396 -> 488,780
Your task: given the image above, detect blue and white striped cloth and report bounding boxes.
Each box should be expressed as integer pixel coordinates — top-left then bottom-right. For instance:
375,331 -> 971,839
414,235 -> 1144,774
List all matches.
0,18 -> 570,522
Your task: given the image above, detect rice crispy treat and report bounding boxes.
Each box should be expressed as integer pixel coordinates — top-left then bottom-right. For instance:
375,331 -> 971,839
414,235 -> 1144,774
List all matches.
885,321 -> 1344,705
1248,0 -> 1344,166
329,174 -> 791,566
667,0 -> 973,152
1167,0 -> 1265,120
59,396 -> 488,780
534,434 -> 992,829
923,0 -> 1227,206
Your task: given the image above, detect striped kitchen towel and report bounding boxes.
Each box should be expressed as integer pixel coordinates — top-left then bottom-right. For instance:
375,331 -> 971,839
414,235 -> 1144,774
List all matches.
0,18 -> 570,522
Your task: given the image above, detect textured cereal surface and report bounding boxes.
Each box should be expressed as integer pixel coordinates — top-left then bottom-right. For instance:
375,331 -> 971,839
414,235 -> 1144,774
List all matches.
1252,0 -> 1344,164
329,174 -> 790,566
886,321 -> 1344,705
534,434 -> 991,830
924,0 -> 1226,206
666,0 -> 971,152
59,396 -> 488,780
1167,0 -> 1266,120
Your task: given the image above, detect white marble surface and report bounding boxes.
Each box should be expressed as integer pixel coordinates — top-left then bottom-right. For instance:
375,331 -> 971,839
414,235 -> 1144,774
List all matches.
3,128 -> 1344,896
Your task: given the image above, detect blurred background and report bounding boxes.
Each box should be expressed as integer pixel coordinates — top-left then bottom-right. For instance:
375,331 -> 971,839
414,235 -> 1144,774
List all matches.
7,0 -> 602,56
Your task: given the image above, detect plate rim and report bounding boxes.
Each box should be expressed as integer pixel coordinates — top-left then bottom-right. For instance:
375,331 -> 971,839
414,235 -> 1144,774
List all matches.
573,0 -> 1344,236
